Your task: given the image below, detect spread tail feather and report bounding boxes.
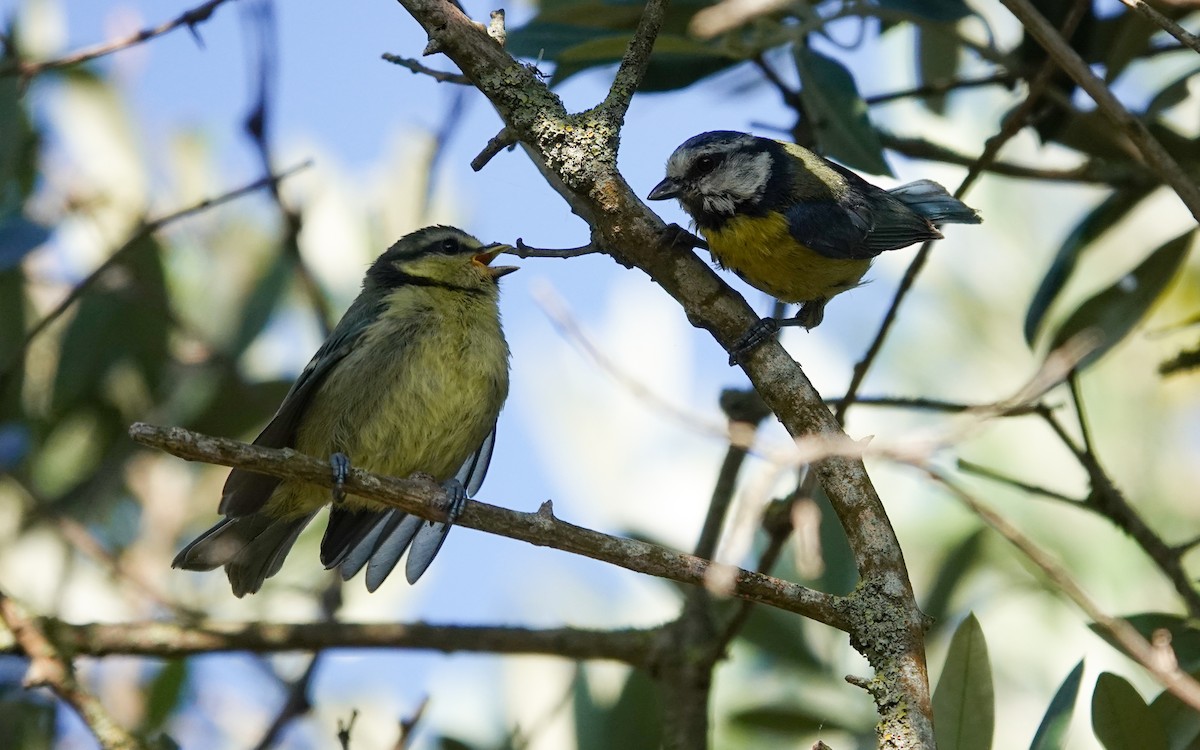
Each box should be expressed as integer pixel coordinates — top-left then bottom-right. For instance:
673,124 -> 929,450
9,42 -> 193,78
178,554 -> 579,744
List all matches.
173,513 -> 316,598
889,180 -> 981,226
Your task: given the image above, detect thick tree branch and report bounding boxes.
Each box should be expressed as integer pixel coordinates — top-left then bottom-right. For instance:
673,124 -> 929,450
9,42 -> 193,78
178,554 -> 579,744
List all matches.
0,591 -> 147,750
129,422 -> 846,628
392,1 -> 932,745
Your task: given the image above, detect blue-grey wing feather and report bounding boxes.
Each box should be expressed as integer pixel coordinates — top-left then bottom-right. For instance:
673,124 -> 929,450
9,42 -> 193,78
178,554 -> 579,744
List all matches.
219,297 -> 380,517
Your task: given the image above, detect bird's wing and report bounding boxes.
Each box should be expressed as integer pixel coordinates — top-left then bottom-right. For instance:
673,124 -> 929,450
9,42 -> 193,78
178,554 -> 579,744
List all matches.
325,422 -> 499,588
219,297 -> 380,517
783,199 -> 878,260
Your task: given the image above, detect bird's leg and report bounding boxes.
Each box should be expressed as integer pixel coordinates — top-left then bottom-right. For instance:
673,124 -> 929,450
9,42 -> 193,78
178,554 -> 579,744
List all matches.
329,452 -> 351,503
658,223 -> 707,252
728,318 -> 780,365
727,300 -> 828,365
434,477 -> 468,527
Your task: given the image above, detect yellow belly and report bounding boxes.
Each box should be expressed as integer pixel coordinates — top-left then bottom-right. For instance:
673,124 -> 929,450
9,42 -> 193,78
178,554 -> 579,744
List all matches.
703,213 -> 871,303
264,293 -> 509,518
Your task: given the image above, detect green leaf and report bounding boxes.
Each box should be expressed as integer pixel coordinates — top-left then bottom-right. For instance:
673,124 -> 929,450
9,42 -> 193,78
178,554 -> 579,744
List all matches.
1091,672 -> 1168,750
1024,188 -> 1151,346
1046,229 -> 1194,371
875,0 -> 974,22
1149,681 -> 1200,750
142,659 -> 188,734
923,528 -> 987,630
1146,67 -> 1200,120
51,235 -> 172,415
915,24 -> 961,114
933,613 -> 995,750
730,704 -> 828,735
792,46 -> 891,176
1030,660 -> 1084,750
575,666 -> 662,750
552,33 -> 736,90
507,22 -> 624,60
737,606 -> 822,670
1088,614 -> 1200,673
229,249 -> 292,357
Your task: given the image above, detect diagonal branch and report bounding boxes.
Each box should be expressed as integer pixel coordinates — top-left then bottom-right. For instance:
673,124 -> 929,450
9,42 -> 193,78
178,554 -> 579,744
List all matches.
1,0 -> 235,80
0,591 -> 147,750
129,422 -> 846,628
390,2 -> 932,744
1000,0 -> 1200,222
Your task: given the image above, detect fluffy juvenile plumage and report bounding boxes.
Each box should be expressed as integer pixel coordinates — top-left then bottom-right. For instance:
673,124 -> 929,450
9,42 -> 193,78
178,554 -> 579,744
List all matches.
649,130 -> 980,331
173,226 -> 515,596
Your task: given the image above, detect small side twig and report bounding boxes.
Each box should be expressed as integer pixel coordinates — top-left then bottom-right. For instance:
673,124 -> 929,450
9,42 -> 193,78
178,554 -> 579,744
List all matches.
509,238 -> 602,259
471,127 -> 518,171
382,53 -> 470,84
1118,0 -> 1200,55
0,591 -> 147,750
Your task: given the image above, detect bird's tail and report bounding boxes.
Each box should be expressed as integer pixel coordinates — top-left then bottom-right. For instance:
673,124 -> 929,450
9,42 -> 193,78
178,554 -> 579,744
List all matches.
173,513 -> 316,598
889,180 -> 981,226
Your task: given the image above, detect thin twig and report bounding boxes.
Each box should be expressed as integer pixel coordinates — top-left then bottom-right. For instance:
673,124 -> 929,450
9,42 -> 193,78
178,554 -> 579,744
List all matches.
1118,0 -> 1200,55
382,53 -> 469,84
510,238 -> 602,258
865,72 -> 1017,105
956,459 -> 1078,503
1001,0 -> 1200,222
932,474 -> 1200,713
129,422 -> 847,627
0,0 -> 234,80
1040,409 -> 1200,615
0,591 -> 147,750
1,162 -> 310,379
598,0 -> 669,124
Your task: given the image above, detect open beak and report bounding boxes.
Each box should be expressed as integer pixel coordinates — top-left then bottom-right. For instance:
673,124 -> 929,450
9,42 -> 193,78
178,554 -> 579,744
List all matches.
473,243 -> 519,279
647,177 -> 682,201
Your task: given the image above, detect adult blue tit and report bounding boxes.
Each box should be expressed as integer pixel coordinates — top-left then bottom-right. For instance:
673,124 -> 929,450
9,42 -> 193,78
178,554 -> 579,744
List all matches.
648,130 -> 980,358
173,226 -> 516,597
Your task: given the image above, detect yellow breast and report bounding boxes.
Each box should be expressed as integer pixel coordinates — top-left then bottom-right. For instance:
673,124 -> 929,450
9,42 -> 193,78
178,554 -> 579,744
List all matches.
702,212 -> 871,303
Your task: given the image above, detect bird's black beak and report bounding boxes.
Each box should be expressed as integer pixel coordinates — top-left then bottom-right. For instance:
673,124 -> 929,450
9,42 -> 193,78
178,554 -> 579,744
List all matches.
647,177 -> 681,201
474,243 -> 519,279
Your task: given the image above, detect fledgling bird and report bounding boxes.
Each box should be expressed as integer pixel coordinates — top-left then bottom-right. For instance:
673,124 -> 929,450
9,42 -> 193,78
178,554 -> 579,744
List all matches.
173,225 -> 516,597
648,130 -> 981,359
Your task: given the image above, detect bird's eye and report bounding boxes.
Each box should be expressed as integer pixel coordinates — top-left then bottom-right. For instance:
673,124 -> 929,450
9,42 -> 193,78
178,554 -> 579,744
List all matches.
440,238 -> 459,253
695,154 -> 719,173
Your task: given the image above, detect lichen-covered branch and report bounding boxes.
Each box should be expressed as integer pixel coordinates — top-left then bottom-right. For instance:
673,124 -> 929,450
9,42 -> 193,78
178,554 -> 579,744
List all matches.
129,422 -> 845,627
390,1 -> 933,745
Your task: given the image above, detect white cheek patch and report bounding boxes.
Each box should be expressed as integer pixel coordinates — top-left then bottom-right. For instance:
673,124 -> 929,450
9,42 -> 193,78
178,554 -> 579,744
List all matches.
698,150 -> 771,216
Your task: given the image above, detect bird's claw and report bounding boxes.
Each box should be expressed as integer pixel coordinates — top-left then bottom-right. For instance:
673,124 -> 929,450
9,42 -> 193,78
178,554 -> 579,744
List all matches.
435,478 -> 468,526
728,318 -> 781,366
659,223 -> 707,252
330,452 -> 351,503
